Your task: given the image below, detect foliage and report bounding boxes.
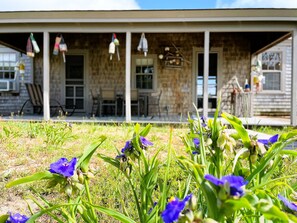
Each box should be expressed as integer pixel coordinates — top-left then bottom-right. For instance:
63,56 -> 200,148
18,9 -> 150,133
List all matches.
2,109 -> 297,222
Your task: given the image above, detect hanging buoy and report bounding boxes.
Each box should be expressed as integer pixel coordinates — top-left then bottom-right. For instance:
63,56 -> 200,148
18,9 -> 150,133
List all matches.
30,33 -> 40,53
26,37 -> 34,57
142,34 -> 148,57
137,33 -> 148,57
59,35 -> 68,63
53,34 -> 61,55
109,41 -> 115,60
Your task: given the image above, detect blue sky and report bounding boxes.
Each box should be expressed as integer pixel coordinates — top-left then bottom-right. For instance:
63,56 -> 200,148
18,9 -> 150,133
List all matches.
0,0 -> 296,11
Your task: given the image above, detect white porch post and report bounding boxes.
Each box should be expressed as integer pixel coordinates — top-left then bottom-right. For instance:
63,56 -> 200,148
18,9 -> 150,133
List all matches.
125,31 -> 132,122
291,28 -> 297,126
203,31 -> 210,118
43,31 -> 50,121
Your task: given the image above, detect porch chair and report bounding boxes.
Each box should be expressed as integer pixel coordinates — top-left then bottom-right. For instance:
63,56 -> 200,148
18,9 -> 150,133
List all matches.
90,89 -> 100,116
99,87 -> 117,116
122,88 -> 140,117
20,83 -> 75,116
148,90 -> 162,118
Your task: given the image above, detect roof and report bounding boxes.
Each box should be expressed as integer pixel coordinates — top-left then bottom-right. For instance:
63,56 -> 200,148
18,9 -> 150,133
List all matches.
0,8 -> 296,24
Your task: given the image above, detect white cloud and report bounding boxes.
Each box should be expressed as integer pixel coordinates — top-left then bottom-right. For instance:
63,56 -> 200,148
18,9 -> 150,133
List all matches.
216,0 -> 297,8
0,0 -> 140,11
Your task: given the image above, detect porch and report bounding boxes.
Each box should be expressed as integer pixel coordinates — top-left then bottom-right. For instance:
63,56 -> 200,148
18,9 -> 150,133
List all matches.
1,114 -> 290,127
0,9 -> 296,125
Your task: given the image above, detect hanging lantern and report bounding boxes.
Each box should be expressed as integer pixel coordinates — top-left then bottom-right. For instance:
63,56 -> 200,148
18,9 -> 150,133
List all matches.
59,35 -> 68,63
30,33 -> 40,53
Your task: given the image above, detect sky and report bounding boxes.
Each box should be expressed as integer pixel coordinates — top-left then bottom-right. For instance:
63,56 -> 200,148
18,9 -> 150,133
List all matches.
0,0 -> 297,11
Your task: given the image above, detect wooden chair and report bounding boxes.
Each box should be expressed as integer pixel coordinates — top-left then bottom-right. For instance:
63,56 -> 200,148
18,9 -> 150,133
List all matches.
20,83 -> 75,116
148,90 -> 162,118
122,88 -> 140,117
99,87 -> 117,116
90,89 -> 100,116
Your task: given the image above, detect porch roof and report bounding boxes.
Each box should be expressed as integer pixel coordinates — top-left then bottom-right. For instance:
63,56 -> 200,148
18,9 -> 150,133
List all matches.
0,8 -> 295,54
0,9 -> 296,23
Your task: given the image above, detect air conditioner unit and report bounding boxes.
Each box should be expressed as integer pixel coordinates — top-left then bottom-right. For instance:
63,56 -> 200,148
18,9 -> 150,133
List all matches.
0,80 -> 17,91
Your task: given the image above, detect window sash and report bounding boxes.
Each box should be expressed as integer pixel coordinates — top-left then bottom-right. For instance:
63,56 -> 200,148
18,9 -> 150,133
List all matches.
262,71 -> 281,91
0,52 -> 17,80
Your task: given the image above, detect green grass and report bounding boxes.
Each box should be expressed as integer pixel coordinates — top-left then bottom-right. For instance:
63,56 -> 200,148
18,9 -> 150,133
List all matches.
0,121 -> 187,221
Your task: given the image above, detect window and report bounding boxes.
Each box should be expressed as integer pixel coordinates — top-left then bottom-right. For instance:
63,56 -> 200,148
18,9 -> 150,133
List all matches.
0,52 -> 17,79
261,52 -> 282,91
133,55 -> 157,91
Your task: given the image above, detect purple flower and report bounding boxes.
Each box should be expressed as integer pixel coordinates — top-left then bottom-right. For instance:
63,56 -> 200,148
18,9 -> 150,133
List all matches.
278,194 -> 297,212
201,116 -> 207,127
49,157 -> 77,177
193,138 -> 200,148
205,174 -> 248,197
6,213 -> 29,223
115,153 -> 127,162
161,194 -> 192,223
258,134 -> 279,146
140,136 -> 153,147
121,140 -> 133,153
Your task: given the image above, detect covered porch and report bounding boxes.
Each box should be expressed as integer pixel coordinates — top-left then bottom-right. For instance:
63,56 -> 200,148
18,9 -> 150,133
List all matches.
0,9 -> 296,125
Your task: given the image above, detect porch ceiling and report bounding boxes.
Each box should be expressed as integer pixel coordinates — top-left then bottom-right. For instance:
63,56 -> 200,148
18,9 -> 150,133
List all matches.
0,31 -> 290,55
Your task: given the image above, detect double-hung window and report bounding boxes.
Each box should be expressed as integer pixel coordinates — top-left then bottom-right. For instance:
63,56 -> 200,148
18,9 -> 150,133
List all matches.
261,51 -> 283,91
133,55 -> 157,92
0,52 -> 17,80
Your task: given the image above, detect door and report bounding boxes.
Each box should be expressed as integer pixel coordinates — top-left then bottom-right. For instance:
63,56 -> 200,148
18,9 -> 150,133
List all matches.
196,53 -> 218,112
65,55 -> 85,112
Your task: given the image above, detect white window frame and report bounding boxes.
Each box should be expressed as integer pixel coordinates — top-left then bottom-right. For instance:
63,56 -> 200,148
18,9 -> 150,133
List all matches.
131,54 -> 157,93
260,48 -> 286,93
0,52 -> 18,80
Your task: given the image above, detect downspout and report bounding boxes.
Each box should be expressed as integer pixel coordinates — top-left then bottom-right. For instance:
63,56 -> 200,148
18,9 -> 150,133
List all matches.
43,31 -> 50,121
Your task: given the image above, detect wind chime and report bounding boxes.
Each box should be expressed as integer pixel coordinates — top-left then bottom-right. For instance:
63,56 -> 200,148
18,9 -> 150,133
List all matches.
26,33 -> 40,57
53,34 -> 68,63
137,33 -> 148,57
109,33 -> 120,61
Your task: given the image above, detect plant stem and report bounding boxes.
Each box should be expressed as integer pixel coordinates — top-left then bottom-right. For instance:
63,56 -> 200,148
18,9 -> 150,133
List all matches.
84,179 -> 98,222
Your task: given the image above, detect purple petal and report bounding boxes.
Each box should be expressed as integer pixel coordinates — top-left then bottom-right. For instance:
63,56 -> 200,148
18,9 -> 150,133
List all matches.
193,138 -> 200,147
278,194 -> 297,212
49,157 -> 77,178
140,136 -> 153,147
161,194 -> 192,223
258,139 -> 269,145
204,174 -> 223,186
221,175 -> 248,187
7,213 -> 29,223
121,140 -> 133,153
269,134 -> 279,144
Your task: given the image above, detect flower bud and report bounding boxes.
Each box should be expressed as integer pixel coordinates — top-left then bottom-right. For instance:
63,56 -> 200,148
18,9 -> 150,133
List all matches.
184,209 -> 194,222
217,133 -> 227,150
65,184 -> 73,197
77,171 -> 85,183
86,172 -> 94,179
250,154 -> 257,163
241,149 -> 250,159
189,194 -> 197,210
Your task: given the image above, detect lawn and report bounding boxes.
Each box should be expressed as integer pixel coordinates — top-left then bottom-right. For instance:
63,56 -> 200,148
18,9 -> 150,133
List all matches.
1,118 -> 297,222
0,121 -> 187,221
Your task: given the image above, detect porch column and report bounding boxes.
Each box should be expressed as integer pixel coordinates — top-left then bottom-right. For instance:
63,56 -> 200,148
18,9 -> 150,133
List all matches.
203,31 -> 210,118
291,28 -> 297,126
125,31 -> 132,122
43,31 -> 50,121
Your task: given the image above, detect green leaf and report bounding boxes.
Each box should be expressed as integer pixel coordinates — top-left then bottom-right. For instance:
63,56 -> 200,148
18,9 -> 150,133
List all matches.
256,199 -> 289,222
221,112 -> 251,148
139,124 -> 152,137
0,215 -> 9,223
223,197 -> 254,215
232,147 -> 249,172
77,136 -> 106,172
91,204 -> 137,223
6,171 -> 54,188
97,154 -> 120,169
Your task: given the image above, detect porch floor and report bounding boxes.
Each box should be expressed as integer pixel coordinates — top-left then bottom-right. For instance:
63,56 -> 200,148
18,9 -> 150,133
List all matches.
0,114 -> 291,126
